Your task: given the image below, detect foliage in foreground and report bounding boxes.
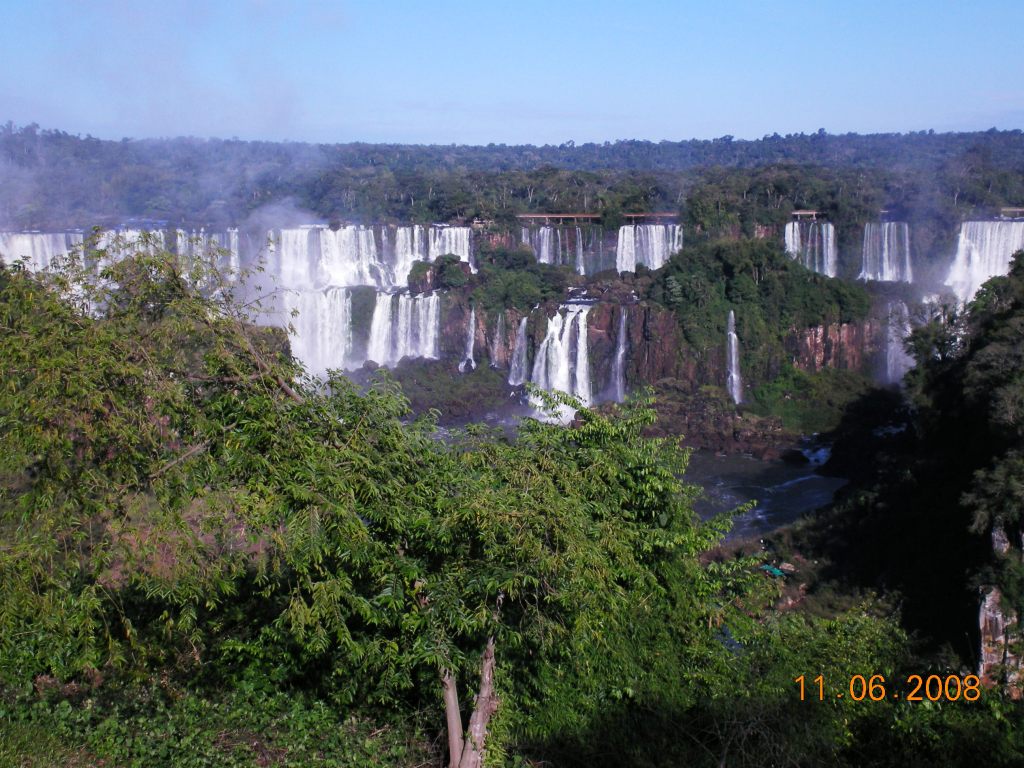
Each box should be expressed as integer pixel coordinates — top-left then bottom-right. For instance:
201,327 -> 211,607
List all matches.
2,244 -> 1023,766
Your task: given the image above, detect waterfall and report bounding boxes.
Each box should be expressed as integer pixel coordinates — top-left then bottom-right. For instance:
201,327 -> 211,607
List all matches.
726,310 -> 742,404
392,225 -> 427,283
575,226 -> 585,275
784,222 -> 802,257
574,307 -> 592,405
611,309 -> 629,403
530,304 -> 592,405
367,292 -> 440,367
428,226 -> 472,267
946,221 -> 1024,303
488,312 -> 505,369
280,287 -> 354,377
175,228 -> 241,279
0,231 -> 84,271
508,317 -> 529,386
266,224 -> 472,291
616,224 -> 683,272
860,223 -> 912,282
885,300 -> 914,385
521,226 -> 564,266
267,227 -> 319,289
784,221 -> 837,277
316,225 -> 388,289
459,305 -> 477,373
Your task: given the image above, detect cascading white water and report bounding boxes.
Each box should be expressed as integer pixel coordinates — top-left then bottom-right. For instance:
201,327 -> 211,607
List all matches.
530,304 -> 592,421
428,226 -> 472,267
521,226 -> 552,264
280,287 -> 354,377
488,312 -> 505,369
885,300 -> 914,385
319,225 -> 387,288
611,309 -> 628,403
615,224 -> 683,272
946,221 -> 1024,303
726,310 -> 742,404
860,223 -> 912,283
574,307 -> 592,405
784,222 -> 802,257
0,231 -> 84,271
176,228 -> 241,279
392,225 -> 427,283
266,224 -> 472,291
459,305 -> 477,373
784,221 -> 837,277
575,226 -> 585,276
508,317 -> 529,386
366,292 -> 440,367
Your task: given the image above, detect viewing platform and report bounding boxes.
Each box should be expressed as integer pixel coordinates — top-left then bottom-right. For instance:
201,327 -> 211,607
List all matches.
791,210 -> 820,220
1000,207 -> 1024,219
517,212 -> 678,224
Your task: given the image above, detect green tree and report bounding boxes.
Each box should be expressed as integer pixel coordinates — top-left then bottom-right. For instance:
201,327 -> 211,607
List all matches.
0,243 -> 751,767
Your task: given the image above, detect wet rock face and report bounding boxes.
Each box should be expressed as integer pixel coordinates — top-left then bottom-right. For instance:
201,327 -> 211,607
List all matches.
642,381 -> 797,460
787,320 -> 881,373
979,528 -> 1023,698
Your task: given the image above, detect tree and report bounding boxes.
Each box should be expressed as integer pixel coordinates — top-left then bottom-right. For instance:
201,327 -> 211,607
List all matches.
0,242 -> 748,767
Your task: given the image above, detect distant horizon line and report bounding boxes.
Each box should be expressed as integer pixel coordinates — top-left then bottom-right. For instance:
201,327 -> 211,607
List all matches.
6,120 -> 1023,148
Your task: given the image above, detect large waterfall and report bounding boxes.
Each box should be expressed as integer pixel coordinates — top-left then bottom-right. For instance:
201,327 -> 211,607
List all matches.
520,226 -> 564,266
611,309 -> 628,403
281,287 -> 354,377
508,317 -> 529,386
459,305 -> 477,373
428,226 -> 472,265
530,304 -> 592,411
0,231 -> 84,271
616,224 -> 683,272
366,292 -> 441,367
268,226 -> 392,290
726,310 -> 742,404
784,221 -> 837,277
488,312 -> 506,369
885,300 -> 914,385
265,224 -> 472,292
860,222 -> 912,283
519,225 -> 610,275
946,221 -> 1024,302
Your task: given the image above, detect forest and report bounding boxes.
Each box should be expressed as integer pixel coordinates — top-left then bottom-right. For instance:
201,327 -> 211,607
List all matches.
3,123 -> 1024,242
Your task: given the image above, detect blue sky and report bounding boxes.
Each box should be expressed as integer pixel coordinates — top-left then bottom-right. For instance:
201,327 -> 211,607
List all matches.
1,0 -> 1022,145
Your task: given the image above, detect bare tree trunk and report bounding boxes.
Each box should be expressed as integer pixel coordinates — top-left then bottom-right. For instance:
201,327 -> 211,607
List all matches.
441,668 -> 464,768
457,637 -> 499,768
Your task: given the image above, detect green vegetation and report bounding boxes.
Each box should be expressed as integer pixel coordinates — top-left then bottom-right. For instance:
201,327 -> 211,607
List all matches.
4,124 -> 1024,239
471,242 -> 573,312
795,252 -> 1024,665
750,366 -> 875,433
644,238 -> 872,431
3,242 -> 1024,766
